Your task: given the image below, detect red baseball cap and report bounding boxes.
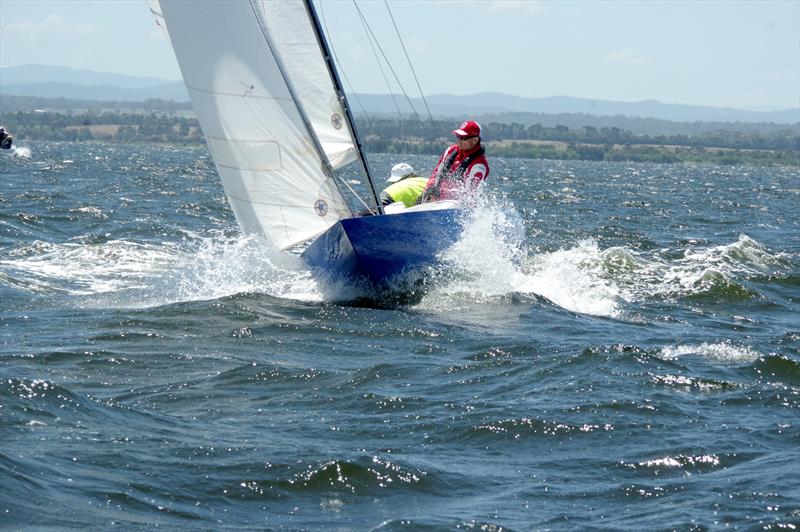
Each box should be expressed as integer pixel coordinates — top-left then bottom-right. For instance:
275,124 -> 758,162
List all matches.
453,120 -> 481,138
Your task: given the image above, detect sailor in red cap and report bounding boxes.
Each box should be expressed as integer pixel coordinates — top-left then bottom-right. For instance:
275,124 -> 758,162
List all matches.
419,120 -> 489,203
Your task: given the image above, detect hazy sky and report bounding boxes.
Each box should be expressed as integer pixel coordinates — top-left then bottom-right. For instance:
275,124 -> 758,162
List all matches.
1,0 -> 798,110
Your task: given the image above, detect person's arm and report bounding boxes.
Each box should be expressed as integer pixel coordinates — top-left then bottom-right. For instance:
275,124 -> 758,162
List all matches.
418,147 -> 450,203
465,158 -> 489,190
417,173 -> 438,204
380,190 -> 394,206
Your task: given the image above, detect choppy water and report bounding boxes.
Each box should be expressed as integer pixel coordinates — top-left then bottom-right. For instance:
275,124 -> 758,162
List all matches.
1,142 -> 798,530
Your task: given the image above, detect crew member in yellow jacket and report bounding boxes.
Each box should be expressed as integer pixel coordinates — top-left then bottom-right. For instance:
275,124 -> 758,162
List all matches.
380,163 -> 428,207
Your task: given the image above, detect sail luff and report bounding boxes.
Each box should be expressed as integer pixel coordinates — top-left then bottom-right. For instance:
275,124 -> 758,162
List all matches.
303,0 -> 384,215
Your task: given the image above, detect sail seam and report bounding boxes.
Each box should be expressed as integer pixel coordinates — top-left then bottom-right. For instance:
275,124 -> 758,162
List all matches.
184,84 -> 294,101
225,193 -> 335,209
216,163 -> 276,171
205,136 -> 282,143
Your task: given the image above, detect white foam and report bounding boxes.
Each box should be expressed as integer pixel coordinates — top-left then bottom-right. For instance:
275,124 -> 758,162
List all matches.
5,216 -> 770,320
3,188 -> 715,317
2,240 -> 171,295
0,233 -> 325,307
524,241 -> 621,317
605,234 -> 784,303
160,232 -> 324,304
415,207 -> 779,318
419,193 -> 622,318
8,147 -> 32,158
660,342 -> 761,364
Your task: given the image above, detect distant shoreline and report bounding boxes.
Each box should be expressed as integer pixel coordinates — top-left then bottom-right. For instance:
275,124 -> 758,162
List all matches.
2,107 -> 797,167
373,139 -> 799,167
8,136 -> 796,168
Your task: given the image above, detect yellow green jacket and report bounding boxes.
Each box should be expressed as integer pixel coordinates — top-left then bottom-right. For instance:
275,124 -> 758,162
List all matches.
380,177 -> 428,207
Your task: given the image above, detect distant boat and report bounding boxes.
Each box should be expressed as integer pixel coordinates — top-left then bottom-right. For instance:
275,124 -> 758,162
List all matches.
150,0 -> 464,295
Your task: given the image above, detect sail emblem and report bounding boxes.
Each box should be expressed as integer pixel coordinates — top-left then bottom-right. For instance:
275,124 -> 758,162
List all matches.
314,199 -> 329,217
331,113 -> 343,130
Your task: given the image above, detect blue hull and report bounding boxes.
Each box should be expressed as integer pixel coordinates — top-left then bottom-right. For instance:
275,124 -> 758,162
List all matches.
301,208 -> 463,290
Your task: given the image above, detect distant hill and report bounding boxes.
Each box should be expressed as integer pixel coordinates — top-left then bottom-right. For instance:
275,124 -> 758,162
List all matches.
1,64 -> 174,88
1,81 -> 189,102
354,92 -> 800,125
1,64 -> 188,102
2,64 -> 798,125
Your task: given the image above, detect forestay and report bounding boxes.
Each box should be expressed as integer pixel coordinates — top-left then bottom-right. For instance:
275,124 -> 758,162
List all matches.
150,0 -> 366,249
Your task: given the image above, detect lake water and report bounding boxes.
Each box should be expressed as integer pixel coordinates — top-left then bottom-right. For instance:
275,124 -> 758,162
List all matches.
1,142 -> 798,530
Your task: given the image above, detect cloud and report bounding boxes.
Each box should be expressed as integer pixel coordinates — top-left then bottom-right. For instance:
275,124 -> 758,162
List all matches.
4,14 -> 99,46
486,0 -> 544,16
606,49 -> 651,66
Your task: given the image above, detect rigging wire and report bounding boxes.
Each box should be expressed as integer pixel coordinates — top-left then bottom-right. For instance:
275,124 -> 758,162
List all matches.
353,0 -> 403,116
383,0 -> 434,123
318,1 -> 371,121
353,0 -> 420,118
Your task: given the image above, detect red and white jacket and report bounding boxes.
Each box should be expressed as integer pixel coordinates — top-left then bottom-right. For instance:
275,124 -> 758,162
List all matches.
421,144 -> 489,202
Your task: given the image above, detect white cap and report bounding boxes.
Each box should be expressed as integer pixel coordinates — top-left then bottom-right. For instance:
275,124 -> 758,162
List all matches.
387,163 -> 415,183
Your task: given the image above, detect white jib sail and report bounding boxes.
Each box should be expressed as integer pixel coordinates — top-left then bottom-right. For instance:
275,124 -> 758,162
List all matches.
153,0 -> 360,249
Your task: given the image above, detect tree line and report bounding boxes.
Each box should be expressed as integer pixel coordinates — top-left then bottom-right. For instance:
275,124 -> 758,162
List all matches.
1,109 -> 201,144
358,118 -> 799,151
473,110 -> 799,137
370,139 -> 798,166
1,109 -> 797,166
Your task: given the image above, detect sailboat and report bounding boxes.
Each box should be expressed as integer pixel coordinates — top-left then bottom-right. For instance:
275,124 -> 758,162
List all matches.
0,129 -> 17,158
149,0 -> 465,294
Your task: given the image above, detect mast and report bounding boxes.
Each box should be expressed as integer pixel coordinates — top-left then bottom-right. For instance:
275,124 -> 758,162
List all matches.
303,0 -> 384,216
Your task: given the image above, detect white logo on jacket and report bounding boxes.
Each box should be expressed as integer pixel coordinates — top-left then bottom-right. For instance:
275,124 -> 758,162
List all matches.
467,163 -> 487,181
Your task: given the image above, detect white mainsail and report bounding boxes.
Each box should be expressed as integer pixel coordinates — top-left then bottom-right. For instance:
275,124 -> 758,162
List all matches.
151,0 -> 367,249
